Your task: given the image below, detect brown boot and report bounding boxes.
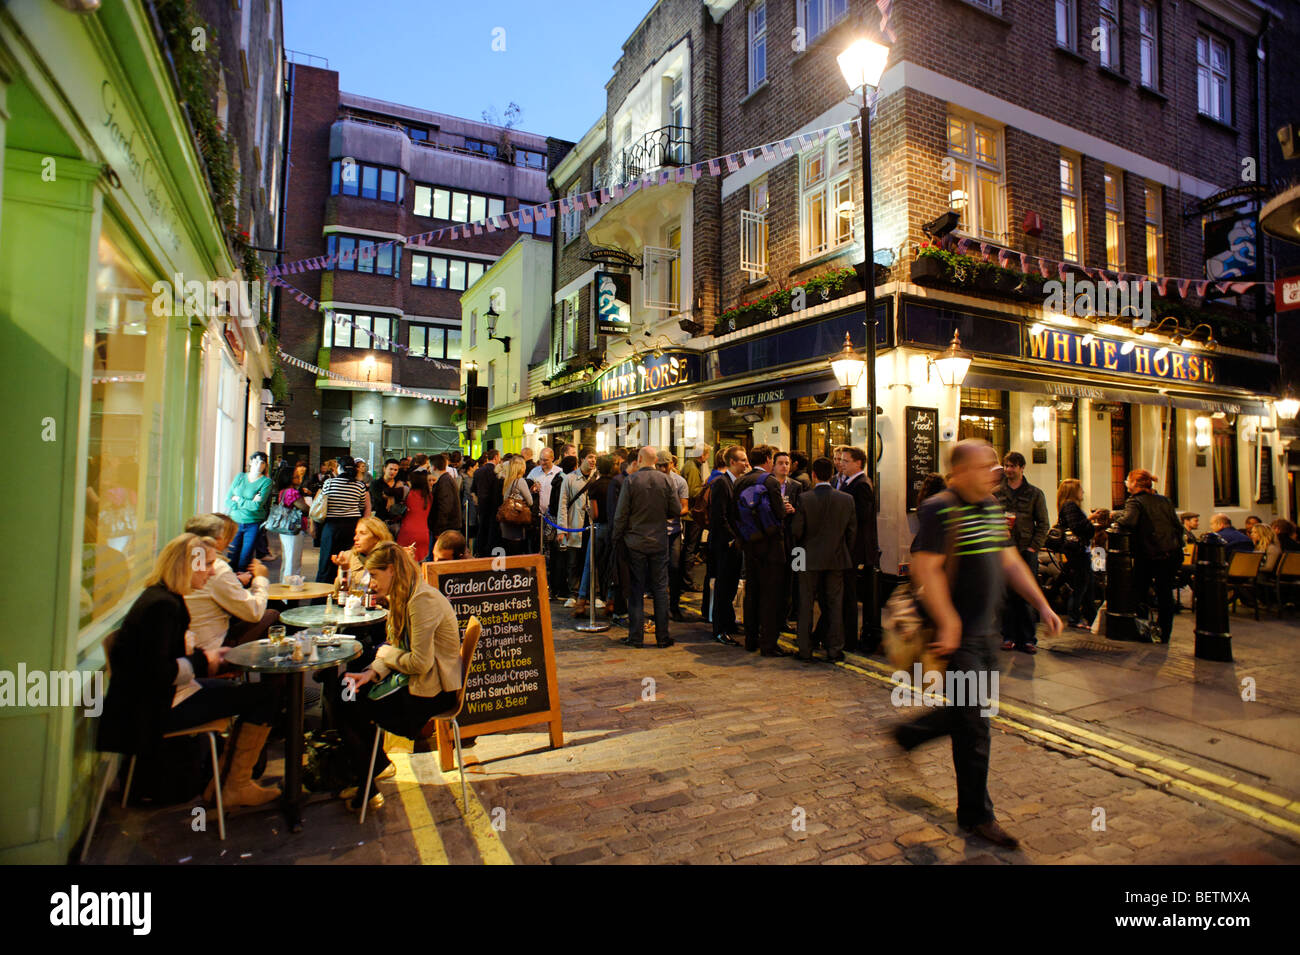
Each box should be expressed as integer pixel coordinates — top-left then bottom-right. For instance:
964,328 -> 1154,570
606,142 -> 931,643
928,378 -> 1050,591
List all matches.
219,723 -> 281,809
570,598 -> 588,617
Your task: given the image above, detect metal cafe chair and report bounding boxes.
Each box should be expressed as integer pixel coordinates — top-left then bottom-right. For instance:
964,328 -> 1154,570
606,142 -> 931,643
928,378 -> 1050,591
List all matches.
1225,551 -> 1267,621
360,616 -> 482,823
1274,552 -> 1300,617
81,631 -> 229,863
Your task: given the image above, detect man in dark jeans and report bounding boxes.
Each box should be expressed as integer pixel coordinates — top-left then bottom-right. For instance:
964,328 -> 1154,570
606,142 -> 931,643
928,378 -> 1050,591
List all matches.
994,451 -> 1050,653
707,446 -> 747,646
898,439 -> 1062,849
731,445 -> 791,657
612,446 -> 679,648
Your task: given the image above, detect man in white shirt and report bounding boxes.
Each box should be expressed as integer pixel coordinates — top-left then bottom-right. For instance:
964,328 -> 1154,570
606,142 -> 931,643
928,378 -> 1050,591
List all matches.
528,447 -> 566,594
183,513 -> 276,651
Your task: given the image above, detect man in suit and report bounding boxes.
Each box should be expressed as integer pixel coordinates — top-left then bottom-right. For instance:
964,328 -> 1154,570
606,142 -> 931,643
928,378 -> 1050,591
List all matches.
772,450 -> 803,623
612,446 -> 680,648
426,453 -> 462,559
833,445 -> 879,652
792,457 -> 855,662
708,445 -> 748,646
731,445 -> 792,657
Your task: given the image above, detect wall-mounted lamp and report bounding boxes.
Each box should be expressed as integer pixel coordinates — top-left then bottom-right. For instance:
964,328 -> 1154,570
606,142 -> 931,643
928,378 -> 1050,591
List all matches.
1188,324 -> 1218,351
1032,404 -> 1052,443
928,330 -> 970,387
829,332 -> 866,389
362,354 -> 376,381
1275,391 -> 1300,420
485,304 -> 511,352
1194,415 -> 1213,449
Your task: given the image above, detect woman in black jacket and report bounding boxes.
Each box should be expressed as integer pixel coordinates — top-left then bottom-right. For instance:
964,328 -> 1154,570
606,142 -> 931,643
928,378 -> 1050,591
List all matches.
1056,479 -> 1097,629
1116,469 -> 1184,642
98,533 -> 279,808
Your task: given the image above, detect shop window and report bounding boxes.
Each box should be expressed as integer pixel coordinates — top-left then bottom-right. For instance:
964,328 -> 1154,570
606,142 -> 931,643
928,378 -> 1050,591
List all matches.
83,224 -> 170,629
1212,415 -> 1238,506
958,388 -> 1009,457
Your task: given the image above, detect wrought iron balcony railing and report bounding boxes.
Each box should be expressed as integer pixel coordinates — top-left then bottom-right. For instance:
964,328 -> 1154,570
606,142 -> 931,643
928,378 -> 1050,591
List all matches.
619,126 -> 692,183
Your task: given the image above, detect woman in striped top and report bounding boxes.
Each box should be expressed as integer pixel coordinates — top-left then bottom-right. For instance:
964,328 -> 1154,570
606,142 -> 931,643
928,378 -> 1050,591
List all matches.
315,456 -> 372,583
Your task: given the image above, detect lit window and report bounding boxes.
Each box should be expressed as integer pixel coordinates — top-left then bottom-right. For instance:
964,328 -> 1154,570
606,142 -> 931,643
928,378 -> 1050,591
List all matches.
1060,154 -> 1080,263
414,184 -> 432,218
1144,183 -> 1164,276
1104,167 -> 1125,270
800,136 -> 853,260
450,191 -> 469,222
433,188 -> 451,220
947,114 -> 1005,243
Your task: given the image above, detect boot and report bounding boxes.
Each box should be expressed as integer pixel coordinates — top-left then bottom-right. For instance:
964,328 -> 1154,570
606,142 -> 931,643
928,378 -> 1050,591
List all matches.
218,723 -> 281,809
570,598 -> 588,617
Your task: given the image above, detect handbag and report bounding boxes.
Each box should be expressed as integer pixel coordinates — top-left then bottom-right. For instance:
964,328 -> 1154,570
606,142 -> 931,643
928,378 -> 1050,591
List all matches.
497,487 -> 533,526
266,499 -> 302,534
368,672 -> 408,700
308,491 -> 329,522
882,519 -> 957,677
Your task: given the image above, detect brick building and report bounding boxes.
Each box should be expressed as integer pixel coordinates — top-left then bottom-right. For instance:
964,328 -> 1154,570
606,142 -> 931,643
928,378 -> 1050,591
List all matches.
532,0 -> 1289,571
274,62 -> 558,469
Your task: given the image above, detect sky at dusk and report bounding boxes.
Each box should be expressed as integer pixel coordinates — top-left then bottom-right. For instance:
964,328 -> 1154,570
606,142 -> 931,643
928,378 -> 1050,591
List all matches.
282,0 -> 656,143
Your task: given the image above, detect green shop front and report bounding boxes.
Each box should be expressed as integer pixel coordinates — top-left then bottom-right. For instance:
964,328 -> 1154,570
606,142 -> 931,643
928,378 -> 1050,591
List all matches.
0,1 -> 247,862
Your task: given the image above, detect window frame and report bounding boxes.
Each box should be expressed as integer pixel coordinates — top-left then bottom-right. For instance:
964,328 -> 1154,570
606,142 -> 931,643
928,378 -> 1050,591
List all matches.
1197,32 -> 1231,123
1055,0 -> 1077,50
748,1 -> 768,92
1104,166 -> 1126,271
946,114 -> 1006,244
1212,415 -> 1239,507
322,310 -> 396,351
1138,1 -> 1159,90
1144,182 -> 1164,277
330,159 -> 404,204
406,321 -> 458,360
1098,0 -> 1121,72
326,233 -> 402,276
408,250 -> 493,289
562,181 -> 582,244
799,134 -> 854,261
797,0 -> 849,46
1060,153 -> 1081,263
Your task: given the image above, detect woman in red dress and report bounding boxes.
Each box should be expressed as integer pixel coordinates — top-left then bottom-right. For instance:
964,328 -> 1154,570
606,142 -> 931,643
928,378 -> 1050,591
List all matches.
396,470 -> 432,559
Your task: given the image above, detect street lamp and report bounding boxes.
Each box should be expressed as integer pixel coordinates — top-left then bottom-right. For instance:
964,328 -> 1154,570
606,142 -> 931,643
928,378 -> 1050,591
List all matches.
1276,392 -> 1300,421
839,33 -> 890,651
829,332 -> 866,388
523,420 -> 538,435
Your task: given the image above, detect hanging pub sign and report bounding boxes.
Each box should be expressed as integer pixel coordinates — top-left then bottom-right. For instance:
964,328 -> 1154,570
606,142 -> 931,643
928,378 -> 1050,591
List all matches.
1277,275 -> 1300,313
1204,214 -> 1258,281
1027,326 -> 1217,385
595,271 -> 632,335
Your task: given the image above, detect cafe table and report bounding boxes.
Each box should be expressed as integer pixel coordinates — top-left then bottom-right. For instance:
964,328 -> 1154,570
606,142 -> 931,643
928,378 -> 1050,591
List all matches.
279,603 -> 389,629
264,581 -> 335,601
224,635 -> 363,831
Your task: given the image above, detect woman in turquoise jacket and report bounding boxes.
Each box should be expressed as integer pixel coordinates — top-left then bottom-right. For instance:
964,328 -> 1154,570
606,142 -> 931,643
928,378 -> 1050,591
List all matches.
227,452 -> 273,571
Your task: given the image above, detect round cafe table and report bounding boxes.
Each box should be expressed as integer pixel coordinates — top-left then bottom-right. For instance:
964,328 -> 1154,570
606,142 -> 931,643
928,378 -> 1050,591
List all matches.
279,604 -> 389,629
264,581 -> 335,601
224,636 -> 363,832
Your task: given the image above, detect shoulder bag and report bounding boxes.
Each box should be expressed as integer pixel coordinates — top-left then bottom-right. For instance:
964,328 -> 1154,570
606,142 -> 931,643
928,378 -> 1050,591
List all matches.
497,483 -> 533,526
883,512 -> 959,677
309,486 -> 329,523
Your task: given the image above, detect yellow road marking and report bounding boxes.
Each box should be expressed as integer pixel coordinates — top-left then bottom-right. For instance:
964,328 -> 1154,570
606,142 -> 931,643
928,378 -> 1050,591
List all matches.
389,751 -> 450,865
438,757 -> 514,866
778,636 -> 1300,835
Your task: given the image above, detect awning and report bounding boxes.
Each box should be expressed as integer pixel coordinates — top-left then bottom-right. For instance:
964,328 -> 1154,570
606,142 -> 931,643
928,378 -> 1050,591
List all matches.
481,422 -> 502,442
964,371 -> 1268,416
695,373 -> 842,412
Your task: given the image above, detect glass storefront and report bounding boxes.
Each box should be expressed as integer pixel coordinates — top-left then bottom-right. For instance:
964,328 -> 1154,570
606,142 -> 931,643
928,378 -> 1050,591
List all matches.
958,387 -> 1009,456
82,222 -> 169,629
793,389 -> 852,460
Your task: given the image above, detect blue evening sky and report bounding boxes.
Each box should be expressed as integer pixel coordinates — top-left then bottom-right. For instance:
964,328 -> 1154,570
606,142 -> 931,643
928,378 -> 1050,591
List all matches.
282,0 -> 654,143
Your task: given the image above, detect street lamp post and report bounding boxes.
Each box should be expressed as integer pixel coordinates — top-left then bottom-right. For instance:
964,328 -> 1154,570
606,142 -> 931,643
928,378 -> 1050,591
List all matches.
838,36 -> 889,649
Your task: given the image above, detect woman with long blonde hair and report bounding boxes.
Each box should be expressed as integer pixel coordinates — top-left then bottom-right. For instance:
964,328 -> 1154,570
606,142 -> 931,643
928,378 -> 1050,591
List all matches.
330,515 -> 392,586
333,542 -> 463,812
498,455 -> 533,555
98,533 -> 280,808
1055,478 -> 1097,629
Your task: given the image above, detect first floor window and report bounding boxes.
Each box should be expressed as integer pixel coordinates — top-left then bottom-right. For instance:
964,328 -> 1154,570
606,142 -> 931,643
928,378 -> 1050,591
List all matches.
947,114 -> 1005,243
327,234 -> 401,276
1104,167 -> 1125,270
407,323 -> 459,359
1060,154 -> 1081,263
1144,183 -> 1164,276
801,134 -> 853,259
324,312 -> 394,350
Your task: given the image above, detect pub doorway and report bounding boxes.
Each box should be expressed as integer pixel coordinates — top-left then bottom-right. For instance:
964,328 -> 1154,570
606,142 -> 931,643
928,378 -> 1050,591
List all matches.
1110,404 -> 1132,509
793,390 -> 853,459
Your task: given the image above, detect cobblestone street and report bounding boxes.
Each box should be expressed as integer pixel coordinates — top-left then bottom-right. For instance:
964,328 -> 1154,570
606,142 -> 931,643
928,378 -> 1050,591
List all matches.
86,590 -> 1300,865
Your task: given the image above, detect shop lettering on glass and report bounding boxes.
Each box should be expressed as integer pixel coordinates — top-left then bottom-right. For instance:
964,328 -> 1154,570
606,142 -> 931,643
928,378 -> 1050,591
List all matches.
1027,327 -> 1216,384
598,353 -> 691,402
100,80 -> 180,254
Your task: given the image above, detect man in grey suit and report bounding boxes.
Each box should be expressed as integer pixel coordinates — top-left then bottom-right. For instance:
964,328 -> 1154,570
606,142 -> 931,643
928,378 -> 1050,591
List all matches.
792,457 -> 856,663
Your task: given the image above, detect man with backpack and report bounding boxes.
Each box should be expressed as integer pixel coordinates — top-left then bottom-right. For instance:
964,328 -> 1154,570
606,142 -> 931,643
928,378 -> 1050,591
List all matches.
730,445 -> 791,657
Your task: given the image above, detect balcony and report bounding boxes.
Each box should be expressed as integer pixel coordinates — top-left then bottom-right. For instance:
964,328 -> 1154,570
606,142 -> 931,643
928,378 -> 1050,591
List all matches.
618,126 -> 692,184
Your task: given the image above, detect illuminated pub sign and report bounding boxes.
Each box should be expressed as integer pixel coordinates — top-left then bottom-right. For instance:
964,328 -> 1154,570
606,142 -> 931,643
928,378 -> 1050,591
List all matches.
597,351 -> 697,402
1027,327 -> 1216,384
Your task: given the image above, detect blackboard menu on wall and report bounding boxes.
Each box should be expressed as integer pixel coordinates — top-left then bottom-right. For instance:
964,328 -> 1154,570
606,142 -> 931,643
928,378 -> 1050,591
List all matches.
429,558 -> 555,729
1258,446 -> 1275,505
905,406 -> 939,511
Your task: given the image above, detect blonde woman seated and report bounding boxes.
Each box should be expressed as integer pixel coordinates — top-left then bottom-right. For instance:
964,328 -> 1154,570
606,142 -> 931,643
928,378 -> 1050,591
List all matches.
334,542 -> 462,812
1251,522 -> 1283,573
330,516 -> 419,587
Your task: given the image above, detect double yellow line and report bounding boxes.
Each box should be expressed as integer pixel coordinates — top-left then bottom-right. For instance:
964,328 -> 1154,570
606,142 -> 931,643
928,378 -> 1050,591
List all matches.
384,735 -> 514,865
779,637 -> 1300,839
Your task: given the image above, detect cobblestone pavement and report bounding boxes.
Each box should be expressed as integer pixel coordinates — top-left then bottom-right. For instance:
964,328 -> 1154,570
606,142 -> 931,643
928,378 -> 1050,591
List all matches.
85,584 -> 1300,865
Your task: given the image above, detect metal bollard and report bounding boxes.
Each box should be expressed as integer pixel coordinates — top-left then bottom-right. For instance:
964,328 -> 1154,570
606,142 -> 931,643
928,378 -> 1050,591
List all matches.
1104,525 -> 1140,641
1194,535 -> 1232,662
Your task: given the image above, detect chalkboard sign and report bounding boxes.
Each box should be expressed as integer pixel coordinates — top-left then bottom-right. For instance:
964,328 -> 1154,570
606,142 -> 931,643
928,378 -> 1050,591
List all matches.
905,406 -> 940,511
424,554 -> 563,771
1258,445 -> 1275,504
